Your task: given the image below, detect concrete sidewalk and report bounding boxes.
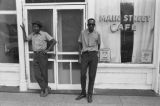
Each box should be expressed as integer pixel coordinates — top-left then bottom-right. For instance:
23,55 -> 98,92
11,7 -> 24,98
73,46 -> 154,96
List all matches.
0,92 -> 160,106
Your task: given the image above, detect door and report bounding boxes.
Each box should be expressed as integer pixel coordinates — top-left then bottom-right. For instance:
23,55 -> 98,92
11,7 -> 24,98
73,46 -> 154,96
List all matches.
23,5 -> 86,90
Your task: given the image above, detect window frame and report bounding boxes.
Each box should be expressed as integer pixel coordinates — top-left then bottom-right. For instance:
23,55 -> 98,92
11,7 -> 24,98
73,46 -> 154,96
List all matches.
0,1 -> 19,65
24,0 -> 85,4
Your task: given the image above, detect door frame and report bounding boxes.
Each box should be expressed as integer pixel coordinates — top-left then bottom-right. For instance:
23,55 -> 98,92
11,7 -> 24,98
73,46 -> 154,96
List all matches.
23,4 -> 86,90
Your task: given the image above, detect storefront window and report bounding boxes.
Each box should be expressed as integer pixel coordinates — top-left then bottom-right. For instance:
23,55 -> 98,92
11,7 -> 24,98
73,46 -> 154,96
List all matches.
26,0 -> 85,3
0,0 -> 18,63
0,0 -> 16,10
0,15 -> 19,63
96,0 -> 155,64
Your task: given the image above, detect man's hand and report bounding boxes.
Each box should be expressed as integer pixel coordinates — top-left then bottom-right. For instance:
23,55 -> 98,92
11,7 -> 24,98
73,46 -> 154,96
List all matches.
78,52 -> 81,64
78,43 -> 82,63
41,49 -> 49,54
20,23 -> 25,31
20,23 -> 28,41
78,55 -> 81,63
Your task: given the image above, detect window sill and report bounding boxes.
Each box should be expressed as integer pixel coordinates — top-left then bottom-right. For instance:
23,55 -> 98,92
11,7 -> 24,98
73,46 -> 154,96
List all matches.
98,63 -> 155,69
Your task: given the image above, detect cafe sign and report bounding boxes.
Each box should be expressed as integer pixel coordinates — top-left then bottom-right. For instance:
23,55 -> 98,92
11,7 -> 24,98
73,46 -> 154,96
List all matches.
99,15 -> 151,32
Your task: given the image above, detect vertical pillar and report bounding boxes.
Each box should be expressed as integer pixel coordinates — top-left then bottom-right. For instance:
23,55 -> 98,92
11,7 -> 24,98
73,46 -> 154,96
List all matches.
16,0 -> 27,91
153,0 -> 160,94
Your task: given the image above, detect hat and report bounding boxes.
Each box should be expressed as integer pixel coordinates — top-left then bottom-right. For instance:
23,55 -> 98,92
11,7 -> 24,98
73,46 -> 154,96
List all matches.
32,21 -> 42,28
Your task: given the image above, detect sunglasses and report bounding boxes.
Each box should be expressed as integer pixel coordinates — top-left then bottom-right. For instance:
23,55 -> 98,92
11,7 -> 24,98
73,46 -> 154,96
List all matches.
87,23 -> 95,26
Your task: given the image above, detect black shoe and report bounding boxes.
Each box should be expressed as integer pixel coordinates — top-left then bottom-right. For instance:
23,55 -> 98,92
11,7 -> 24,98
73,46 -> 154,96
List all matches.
87,95 -> 92,103
40,88 -> 48,97
40,90 -> 44,97
75,93 -> 86,100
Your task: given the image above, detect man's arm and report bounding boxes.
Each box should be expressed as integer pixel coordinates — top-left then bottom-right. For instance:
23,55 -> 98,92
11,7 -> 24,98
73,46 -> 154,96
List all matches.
98,44 -> 100,50
47,39 -> 57,51
41,39 -> 56,54
20,23 -> 28,42
98,32 -> 101,50
78,42 -> 82,63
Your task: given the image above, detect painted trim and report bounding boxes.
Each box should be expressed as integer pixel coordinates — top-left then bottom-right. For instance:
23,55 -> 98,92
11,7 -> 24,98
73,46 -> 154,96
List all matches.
17,0 -> 28,91
0,11 -> 16,14
24,3 -> 87,6
152,0 -> 160,93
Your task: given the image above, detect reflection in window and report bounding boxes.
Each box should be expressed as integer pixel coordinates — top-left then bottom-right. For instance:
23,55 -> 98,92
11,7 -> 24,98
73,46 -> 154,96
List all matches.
26,0 -> 85,3
0,0 -> 16,10
0,15 -> 19,63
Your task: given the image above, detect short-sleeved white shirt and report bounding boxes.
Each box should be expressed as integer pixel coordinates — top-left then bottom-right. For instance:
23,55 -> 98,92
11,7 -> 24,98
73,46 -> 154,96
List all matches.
78,29 -> 101,52
28,31 -> 53,51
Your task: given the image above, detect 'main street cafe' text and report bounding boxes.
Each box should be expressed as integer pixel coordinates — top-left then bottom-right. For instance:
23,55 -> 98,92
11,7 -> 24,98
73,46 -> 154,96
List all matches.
99,15 -> 151,32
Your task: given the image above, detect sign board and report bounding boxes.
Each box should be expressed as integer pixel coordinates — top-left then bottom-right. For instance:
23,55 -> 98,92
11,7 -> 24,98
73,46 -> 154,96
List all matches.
99,48 -> 111,62
141,50 -> 152,63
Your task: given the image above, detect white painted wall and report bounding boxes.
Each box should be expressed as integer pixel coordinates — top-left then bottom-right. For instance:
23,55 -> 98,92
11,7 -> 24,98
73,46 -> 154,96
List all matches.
0,64 -> 19,86
95,66 -> 153,89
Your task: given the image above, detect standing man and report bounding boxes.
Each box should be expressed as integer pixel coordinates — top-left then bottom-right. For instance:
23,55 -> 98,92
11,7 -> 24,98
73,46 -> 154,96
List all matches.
21,21 -> 56,97
75,18 -> 101,103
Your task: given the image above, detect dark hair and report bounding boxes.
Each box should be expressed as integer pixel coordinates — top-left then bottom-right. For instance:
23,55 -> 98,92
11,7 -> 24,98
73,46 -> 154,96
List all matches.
32,21 -> 42,28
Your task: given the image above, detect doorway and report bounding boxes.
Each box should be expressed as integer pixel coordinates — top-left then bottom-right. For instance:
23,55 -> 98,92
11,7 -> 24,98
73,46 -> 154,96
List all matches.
23,5 -> 86,90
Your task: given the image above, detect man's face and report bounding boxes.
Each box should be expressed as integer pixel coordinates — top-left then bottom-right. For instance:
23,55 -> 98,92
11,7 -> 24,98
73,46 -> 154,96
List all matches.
32,24 -> 40,34
87,19 -> 95,32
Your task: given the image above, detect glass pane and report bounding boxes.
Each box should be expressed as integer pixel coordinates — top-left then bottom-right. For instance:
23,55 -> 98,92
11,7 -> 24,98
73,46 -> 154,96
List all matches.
58,62 -> 70,84
0,0 -> 16,10
30,61 -> 36,82
96,0 -> 155,64
72,62 -> 80,84
26,0 -> 85,3
58,55 -> 78,60
57,10 -> 83,52
0,15 -> 19,63
29,53 -> 34,58
30,61 -> 55,83
27,9 -> 53,51
48,62 -> 55,83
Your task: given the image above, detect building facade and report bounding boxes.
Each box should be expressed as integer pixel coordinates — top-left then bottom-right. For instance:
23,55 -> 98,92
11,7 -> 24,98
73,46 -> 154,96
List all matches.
0,0 -> 160,94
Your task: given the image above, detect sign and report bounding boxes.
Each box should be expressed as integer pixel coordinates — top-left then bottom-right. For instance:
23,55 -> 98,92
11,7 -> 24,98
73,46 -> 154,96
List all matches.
141,50 -> 152,63
99,15 -> 151,32
99,48 -> 111,62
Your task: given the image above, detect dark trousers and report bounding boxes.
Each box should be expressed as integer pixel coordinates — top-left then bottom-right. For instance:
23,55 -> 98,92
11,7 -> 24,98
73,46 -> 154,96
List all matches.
81,51 -> 98,95
33,52 -> 48,91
